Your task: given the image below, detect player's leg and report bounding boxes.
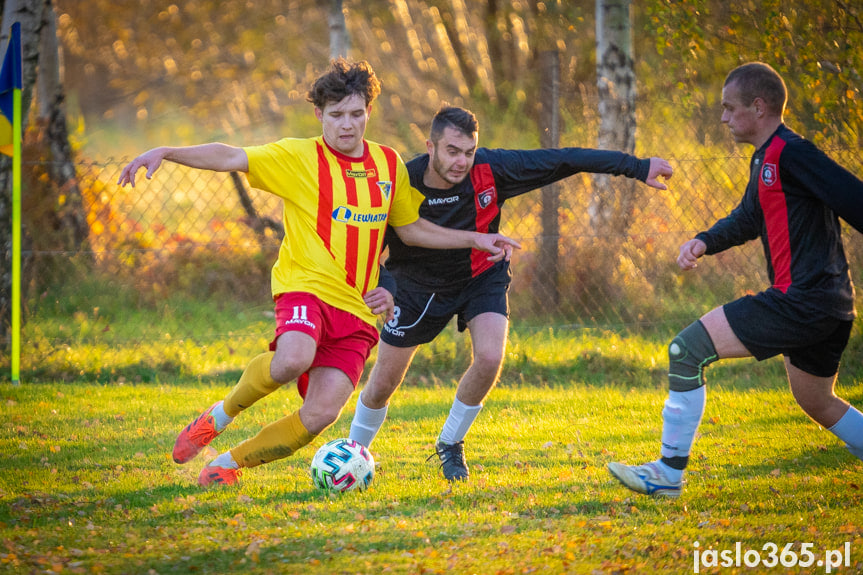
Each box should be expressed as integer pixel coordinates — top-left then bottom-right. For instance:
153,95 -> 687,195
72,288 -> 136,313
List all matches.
785,324 -> 863,461
199,306 -> 377,487
351,287 -> 450,448
172,299 -> 317,464
224,331 -> 316,415
608,306 -> 748,497
440,312 -> 508,443
660,305 -> 749,466
172,293 -> 317,464
455,312 -> 509,406
786,361 -> 848,428
349,341 -> 418,447
198,367 -> 354,487
431,312 -> 508,482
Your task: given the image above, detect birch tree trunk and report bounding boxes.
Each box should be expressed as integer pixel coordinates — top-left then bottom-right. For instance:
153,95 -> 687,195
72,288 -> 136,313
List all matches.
590,0 -> 636,237
327,0 -> 348,60
1,0 -> 46,345
38,0 -> 88,251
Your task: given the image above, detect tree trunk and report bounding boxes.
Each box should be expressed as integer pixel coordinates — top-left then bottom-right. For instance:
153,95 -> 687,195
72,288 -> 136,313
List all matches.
1,0 -> 46,346
533,49 -> 561,311
483,0 -> 510,108
590,0 -> 636,237
436,6 -> 479,97
39,0 -> 88,251
229,171 -> 284,243
327,0 -> 349,60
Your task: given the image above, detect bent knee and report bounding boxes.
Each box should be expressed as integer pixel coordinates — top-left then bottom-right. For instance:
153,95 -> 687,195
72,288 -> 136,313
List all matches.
668,321 -> 718,392
793,393 -> 841,424
471,350 -> 504,374
361,379 -> 398,407
300,405 -> 343,434
270,356 -> 313,383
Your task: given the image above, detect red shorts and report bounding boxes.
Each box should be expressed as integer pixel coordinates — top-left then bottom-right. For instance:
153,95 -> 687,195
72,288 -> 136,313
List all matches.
270,292 -> 379,398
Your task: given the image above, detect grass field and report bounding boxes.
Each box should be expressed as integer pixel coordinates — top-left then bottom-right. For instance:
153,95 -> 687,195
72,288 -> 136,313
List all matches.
2,324 -> 863,574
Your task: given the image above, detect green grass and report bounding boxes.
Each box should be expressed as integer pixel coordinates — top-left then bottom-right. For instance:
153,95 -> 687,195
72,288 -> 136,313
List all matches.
2,361 -> 863,574
5,293 -> 863,573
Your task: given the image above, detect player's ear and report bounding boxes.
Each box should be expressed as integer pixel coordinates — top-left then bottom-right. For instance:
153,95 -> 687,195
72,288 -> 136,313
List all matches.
314,107 -> 323,122
426,139 -> 434,156
752,97 -> 765,117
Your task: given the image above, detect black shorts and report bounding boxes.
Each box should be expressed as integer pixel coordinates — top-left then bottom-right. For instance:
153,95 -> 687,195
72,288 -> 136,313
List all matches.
723,289 -> 854,377
381,264 -> 511,347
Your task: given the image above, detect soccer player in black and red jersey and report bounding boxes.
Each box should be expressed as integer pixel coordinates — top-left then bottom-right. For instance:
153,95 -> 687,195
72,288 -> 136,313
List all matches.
609,62 -> 863,498
349,105 -> 673,481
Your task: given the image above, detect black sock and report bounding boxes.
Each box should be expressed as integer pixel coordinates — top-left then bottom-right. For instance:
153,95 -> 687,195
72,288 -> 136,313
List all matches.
661,455 -> 689,470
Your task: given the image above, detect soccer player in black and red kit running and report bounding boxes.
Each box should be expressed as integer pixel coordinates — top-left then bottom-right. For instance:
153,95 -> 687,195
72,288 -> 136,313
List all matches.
609,62 -> 863,498
349,105 -> 674,480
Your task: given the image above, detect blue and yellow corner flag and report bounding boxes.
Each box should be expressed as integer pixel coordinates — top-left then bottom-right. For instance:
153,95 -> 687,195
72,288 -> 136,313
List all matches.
2,22 -> 22,385
0,22 -> 22,157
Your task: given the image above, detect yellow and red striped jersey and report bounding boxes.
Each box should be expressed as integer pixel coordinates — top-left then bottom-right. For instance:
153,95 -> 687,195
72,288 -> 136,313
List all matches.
244,136 -> 423,326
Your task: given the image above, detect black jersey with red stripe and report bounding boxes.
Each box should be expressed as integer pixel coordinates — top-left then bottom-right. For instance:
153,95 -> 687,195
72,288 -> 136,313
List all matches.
695,124 -> 863,320
384,147 -> 650,292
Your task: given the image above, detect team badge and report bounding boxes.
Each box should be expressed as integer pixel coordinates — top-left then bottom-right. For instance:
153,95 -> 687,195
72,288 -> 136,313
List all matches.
477,188 -> 496,209
376,181 -> 392,199
760,163 -> 777,187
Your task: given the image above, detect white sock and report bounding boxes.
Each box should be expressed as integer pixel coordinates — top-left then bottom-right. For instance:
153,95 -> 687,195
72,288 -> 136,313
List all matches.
439,397 -> 482,445
656,460 -> 683,483
211,401 -> 234,432
828,405 -> 863,461
349,392 -> 388,448
660,387 -> 706,461
209,451 -> 239,469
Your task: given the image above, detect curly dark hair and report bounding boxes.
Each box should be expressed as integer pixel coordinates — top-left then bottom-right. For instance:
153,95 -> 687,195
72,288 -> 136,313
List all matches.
306,58 -> 382,109
429,104 -> 478,143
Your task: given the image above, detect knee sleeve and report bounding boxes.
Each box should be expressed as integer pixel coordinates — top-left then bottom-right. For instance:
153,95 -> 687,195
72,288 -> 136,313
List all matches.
668,320 -> 718,392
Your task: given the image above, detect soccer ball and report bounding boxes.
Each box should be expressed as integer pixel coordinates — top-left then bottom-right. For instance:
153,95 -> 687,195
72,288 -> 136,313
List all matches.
310,438 -> 375,492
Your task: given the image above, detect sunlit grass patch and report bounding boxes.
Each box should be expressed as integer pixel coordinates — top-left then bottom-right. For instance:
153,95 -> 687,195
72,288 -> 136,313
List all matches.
2,376 -> 861,574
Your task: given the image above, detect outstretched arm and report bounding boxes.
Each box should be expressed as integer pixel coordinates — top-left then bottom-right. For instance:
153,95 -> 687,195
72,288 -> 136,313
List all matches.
392,217 -> 520,262
117,143 -> 249,187
644,157 -> 674,190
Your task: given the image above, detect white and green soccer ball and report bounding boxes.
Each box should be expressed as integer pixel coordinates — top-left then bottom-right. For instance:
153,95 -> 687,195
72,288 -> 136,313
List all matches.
310,438 -> 375,492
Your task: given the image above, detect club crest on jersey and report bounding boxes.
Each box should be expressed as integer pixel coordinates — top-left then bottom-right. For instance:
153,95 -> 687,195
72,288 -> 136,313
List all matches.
760,163 -> 777,186
476,188 -> 496,209
376,181 -> 392,200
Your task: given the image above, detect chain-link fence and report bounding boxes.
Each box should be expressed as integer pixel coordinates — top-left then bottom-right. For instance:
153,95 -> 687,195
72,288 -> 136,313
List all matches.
12,147 -> 863,382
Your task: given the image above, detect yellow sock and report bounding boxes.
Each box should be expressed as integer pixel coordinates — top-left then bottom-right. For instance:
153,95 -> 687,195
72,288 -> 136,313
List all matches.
223,352 -> 279,417
230,411 -> 317,468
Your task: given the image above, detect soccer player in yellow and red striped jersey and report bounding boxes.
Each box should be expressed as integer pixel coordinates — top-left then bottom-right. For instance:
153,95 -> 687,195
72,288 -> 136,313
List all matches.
118,59 -> 520,488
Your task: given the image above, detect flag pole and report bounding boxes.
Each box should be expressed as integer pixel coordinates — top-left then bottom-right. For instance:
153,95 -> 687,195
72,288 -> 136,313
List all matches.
11,74 -> 20,385
6,22 -> 22,385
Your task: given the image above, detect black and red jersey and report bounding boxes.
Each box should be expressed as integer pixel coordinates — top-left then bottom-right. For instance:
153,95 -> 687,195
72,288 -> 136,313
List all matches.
384,147 -> 650,292
695,124 -> 863,320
